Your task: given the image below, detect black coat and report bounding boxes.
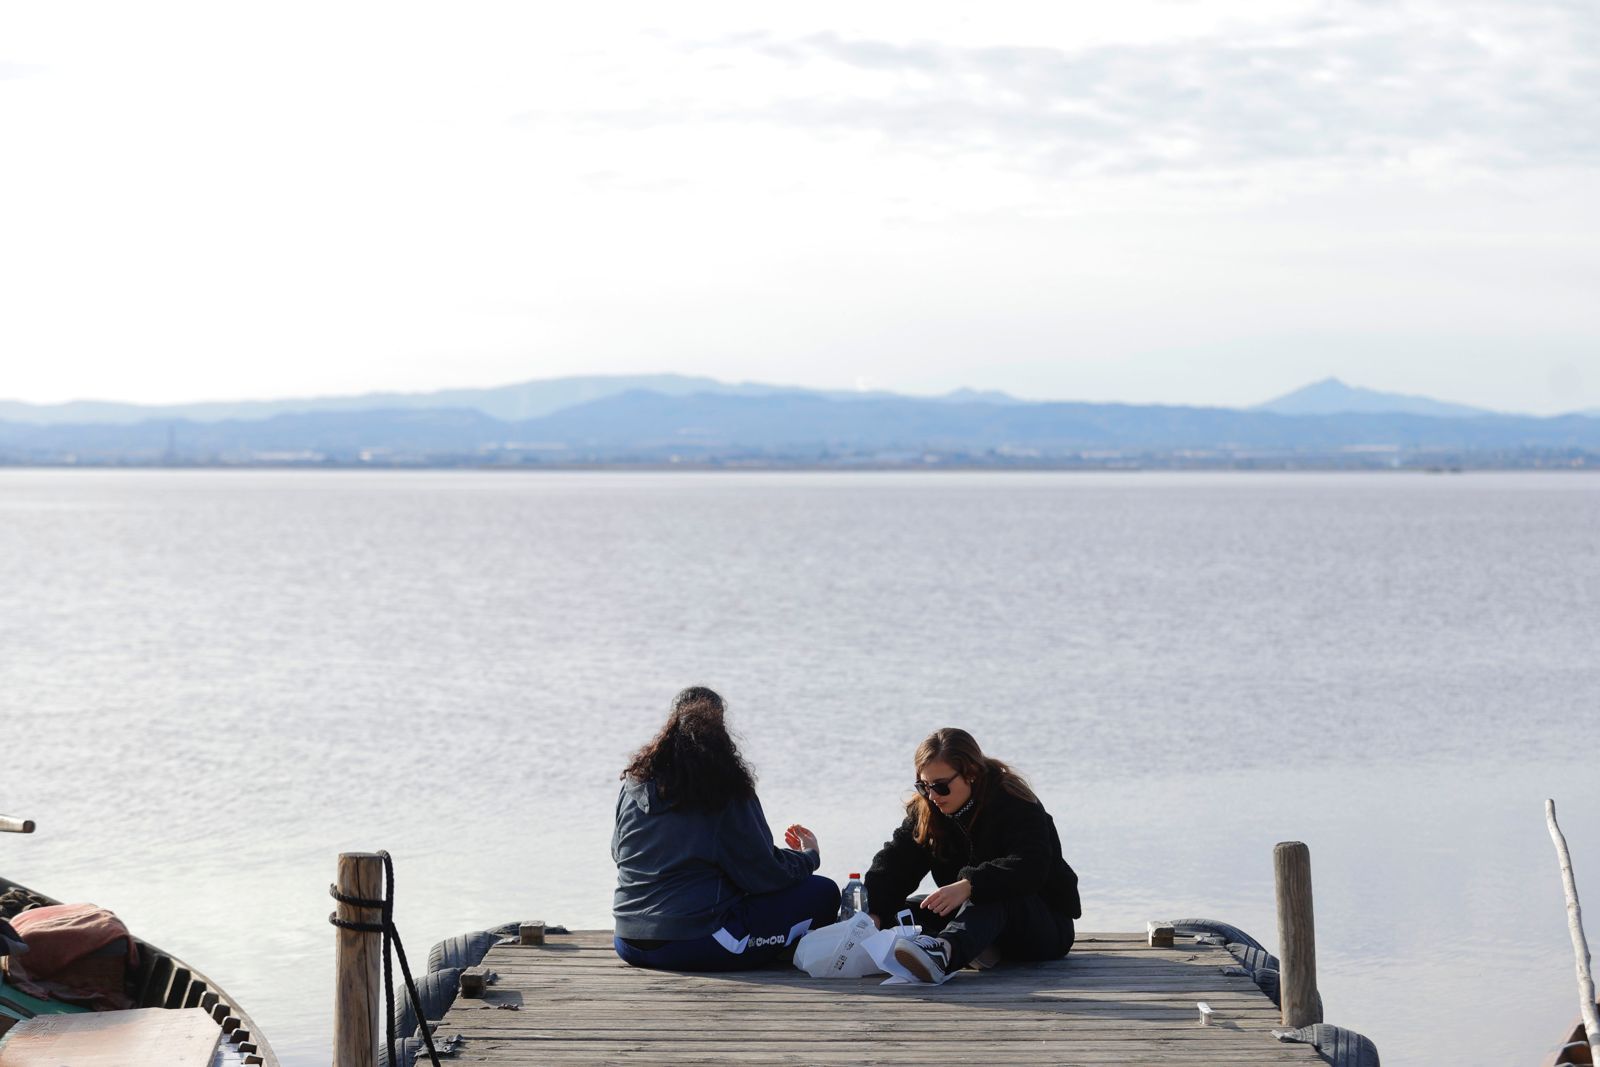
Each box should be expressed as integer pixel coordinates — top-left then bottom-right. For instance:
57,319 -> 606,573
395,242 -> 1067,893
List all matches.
864,787 -> 1081,924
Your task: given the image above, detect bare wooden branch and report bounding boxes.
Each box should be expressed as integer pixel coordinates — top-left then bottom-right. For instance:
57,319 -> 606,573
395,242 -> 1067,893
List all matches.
1546,798 -> 1600,1065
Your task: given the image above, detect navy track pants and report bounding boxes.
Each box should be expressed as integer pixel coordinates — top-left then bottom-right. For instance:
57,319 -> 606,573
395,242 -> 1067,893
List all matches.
614,875 -> 841,972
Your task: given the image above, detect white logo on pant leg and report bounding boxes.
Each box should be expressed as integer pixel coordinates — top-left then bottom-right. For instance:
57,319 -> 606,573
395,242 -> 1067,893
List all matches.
715,920 -> 812,953
747,933 -> 791,947
712,927 -> 750,954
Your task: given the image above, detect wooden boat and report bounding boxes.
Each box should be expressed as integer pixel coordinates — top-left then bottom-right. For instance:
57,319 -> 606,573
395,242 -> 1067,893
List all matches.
0,816 -> 278,1065
1546,1014 -> 1598,1066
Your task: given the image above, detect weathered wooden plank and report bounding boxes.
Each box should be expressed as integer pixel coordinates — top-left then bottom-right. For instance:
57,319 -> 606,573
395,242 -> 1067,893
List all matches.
448,1025 -> 1298,1041
433,929 -> 1316,1065
0,1008 -> 222,1067
451,1000 -> 1286,1017
468,979 -> 1274,996
486,951 -> 1227,966
486,976 -> 1264,991
448,1002 -> 1276,1020
491,955 -> 1215,968
451,1037 -> 1297,1050
439,1046 -> 1319,1065
454,1000 -> 1279,1016
445,1036 -> 1312,1050
441,1050 -> 1318,1064
439,1057 -> 1315,1063
463,990 -> 1276,1006
533,932 -> 1156,948
473,972 -> 1260,991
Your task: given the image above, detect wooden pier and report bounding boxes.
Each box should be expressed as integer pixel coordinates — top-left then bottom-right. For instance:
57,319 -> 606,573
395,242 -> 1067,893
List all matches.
426,928 -> 1323,1065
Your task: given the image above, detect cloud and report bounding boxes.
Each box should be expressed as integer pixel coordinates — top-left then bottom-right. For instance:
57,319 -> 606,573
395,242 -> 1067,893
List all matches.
524,1 -> 1600,181
758,10 -> 1599,175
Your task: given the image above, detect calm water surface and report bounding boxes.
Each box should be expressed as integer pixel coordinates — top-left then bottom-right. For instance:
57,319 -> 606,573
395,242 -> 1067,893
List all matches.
2,470 -> 1597,1064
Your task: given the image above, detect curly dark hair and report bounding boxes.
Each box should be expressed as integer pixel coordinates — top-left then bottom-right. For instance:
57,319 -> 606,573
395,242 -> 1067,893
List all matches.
622,687 -> 757,811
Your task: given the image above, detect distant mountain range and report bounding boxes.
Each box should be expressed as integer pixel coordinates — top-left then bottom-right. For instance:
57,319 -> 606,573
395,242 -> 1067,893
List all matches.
0,374 -> 1024,426
1253,378 -> 1493,418
2,374 -> 1573,426
1,375 -> 1596,468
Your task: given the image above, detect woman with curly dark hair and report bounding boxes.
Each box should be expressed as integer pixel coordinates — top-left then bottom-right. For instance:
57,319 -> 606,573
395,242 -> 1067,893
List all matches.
864,727 -> 1080,983
612,687 -> 839,971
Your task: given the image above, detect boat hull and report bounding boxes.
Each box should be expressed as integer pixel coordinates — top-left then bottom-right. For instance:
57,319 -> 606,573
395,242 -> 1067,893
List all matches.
0,875 -> 278,1066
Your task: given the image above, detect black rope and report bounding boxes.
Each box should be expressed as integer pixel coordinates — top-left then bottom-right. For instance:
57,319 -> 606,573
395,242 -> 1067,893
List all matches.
328,851 -> 443,1067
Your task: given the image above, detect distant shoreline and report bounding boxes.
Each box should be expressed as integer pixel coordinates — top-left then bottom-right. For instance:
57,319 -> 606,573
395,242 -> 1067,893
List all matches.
2,456 -> 1594,473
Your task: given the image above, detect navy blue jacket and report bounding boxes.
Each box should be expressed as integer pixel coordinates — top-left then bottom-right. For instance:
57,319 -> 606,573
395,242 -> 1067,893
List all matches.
612,777 -> 820,940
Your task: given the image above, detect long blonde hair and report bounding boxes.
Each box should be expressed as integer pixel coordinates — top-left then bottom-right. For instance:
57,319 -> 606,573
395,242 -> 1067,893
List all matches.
907,728 -> 1037,855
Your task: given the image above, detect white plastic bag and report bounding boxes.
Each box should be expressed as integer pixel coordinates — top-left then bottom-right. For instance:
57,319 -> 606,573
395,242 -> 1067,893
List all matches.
864,909 -> 955,985
792,911 -> 880,978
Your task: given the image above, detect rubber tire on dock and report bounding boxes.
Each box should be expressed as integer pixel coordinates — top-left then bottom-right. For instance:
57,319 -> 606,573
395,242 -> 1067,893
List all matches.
1171,920 -> 1282,1007
389,966 -> 461,1048
1228,941 -> 1279,976
1171,918 -> 1267,952
1173,919 -> 1379,1065
377,1034 -> 427,1067
1226,942 -> 1282,1006
1279,1023 -> 1381,1067
427,929 -> 503,974
1252,965 -> 1281,1006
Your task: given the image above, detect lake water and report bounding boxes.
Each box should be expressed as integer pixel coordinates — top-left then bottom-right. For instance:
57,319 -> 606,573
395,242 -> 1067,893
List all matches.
2,469 -> 1597,1064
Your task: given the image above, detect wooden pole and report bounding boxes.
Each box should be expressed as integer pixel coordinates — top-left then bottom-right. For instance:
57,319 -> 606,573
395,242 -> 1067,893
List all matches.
1274,840 -> 1322,1028
333,852 -> 384,1067
1546,799 -> 1600,1065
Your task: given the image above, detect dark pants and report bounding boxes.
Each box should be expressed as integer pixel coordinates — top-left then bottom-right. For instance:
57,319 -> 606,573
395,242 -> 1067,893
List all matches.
614,875 -> 840,972
912,894 -> 1075,971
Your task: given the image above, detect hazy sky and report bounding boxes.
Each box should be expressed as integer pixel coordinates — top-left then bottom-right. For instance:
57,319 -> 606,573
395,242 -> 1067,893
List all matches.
3,1 -> 1597,413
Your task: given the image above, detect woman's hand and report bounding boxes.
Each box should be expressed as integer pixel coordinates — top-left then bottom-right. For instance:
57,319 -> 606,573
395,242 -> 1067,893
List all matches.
784,824 -> 818,852
921,879 -> 972,917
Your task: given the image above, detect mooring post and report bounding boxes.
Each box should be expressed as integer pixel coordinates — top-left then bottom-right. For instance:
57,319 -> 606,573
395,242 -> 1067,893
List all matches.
333,852 -> 384,1067
1274,840 -> 1323,1028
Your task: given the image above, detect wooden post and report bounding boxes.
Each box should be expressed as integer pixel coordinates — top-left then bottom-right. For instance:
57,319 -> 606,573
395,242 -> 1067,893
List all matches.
333,852 -> 384,1067
519,921 -> 546,946
460,966 -> 489,997
1546,799 -> 1600,1065
1274,840 -> 1322,1028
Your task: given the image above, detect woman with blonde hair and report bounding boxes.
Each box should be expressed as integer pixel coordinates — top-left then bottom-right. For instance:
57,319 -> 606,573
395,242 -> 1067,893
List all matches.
864,728 -> 1080,983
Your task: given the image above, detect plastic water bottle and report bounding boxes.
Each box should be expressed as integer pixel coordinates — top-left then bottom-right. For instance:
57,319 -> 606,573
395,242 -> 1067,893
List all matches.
839,873 -> 867,920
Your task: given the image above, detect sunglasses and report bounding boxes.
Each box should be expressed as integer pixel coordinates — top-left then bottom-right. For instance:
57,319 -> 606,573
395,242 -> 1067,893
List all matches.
914,775 -> 959,799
